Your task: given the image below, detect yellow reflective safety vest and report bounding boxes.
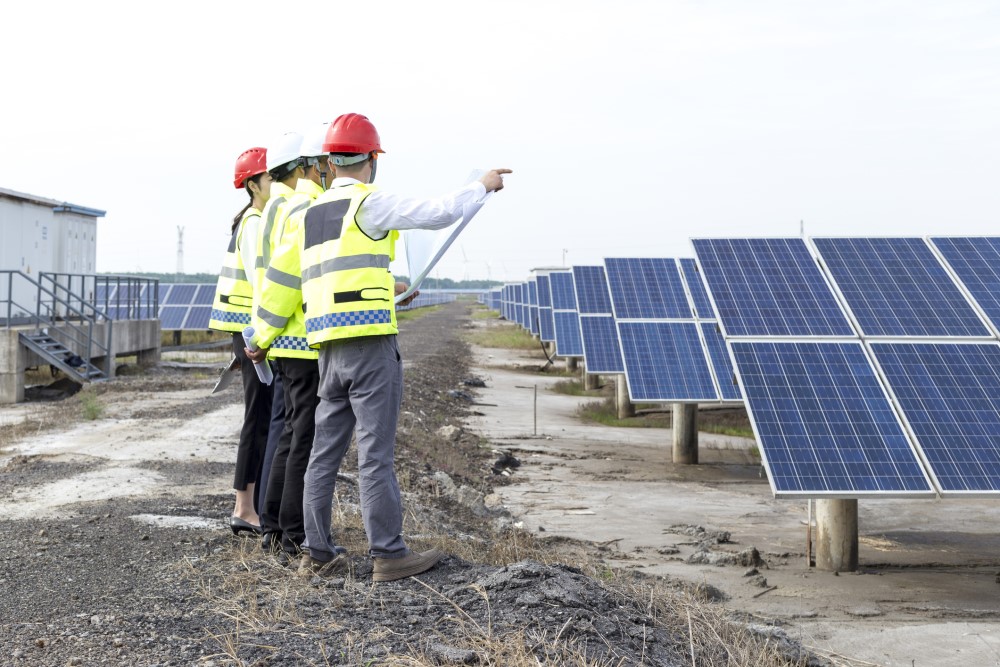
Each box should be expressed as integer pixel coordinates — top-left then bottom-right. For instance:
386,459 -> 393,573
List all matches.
300,182 -> 399,346
209,207 -> 258,332
252,179 -> 325,359
253,180 -> 296,296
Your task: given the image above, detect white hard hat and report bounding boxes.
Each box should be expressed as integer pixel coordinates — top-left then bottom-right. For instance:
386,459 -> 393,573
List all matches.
299,123 -> 330,158
265,132 -> 304,172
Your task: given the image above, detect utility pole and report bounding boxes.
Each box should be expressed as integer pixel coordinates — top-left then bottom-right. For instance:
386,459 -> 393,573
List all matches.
562,248 -> 568,267
176,226 -> 185,278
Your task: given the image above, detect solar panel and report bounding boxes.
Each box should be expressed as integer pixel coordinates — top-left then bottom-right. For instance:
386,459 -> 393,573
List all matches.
553,311 -> 584,356
536,274 -> 552,308
731,340 -> 934,497
605,258 -> 690,320
929,237 -> 1000,334
701,323 -> 741,401
549,272 -> 577,311
194,284 -> 216,305
871,342 -> 1000,494
160,306 -> 188,329
619,322 -> 717,401
692,238 -> 855,337
164,284 -> 196,305
680,258 -> 714,319
580,315 -> 624,373
539,307 -> 555,342
572,265 -> 613,315
527,280 -> 540,335
813,237 -> 991,338
185,306 -> 212,329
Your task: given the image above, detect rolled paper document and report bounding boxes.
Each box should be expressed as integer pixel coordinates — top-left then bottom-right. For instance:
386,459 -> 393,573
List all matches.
242,326 -> 274,385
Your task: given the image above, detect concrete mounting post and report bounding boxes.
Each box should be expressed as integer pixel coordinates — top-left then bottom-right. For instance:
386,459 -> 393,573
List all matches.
814,499 -> 859,572
616,374 -> 634,418
672,403 -> 698,464
566,357 -> 578,372
583,370 -> 600,391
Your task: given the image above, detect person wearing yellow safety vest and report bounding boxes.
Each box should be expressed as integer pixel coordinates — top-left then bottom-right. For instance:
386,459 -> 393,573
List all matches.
251,124 -> 333,562
248,112 -> 511,580
209,147 -> 273,535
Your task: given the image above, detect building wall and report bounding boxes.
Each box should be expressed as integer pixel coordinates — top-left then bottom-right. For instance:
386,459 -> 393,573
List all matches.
0,197 -> 99,317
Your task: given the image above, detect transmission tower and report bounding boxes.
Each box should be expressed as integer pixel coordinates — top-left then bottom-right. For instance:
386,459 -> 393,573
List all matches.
176,226 -> 185,277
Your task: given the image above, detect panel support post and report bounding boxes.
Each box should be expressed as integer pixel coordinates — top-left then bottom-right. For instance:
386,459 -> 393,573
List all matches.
672,403 -> 698,464
616,374 -> 634,418
583,370 -> 600,391
814,499 -> 858,572
566,356 -> 578,372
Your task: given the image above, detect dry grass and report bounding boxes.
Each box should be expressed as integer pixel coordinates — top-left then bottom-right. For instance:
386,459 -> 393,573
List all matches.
464,326 -> 539,350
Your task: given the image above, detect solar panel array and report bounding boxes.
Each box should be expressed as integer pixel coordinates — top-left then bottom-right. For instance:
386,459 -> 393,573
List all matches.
604,257 -> 740,403
548,271 -> 583,357
693,236 -> 1000,498
571,266 -> 623,373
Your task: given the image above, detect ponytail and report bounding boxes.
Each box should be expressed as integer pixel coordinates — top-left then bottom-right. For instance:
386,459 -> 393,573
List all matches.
231,173 -> 265,233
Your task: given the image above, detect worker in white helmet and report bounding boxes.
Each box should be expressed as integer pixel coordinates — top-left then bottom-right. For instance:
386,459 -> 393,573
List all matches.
253,124 -> 334,563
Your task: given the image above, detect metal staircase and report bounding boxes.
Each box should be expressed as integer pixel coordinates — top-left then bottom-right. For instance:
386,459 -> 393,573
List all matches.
18,331 -> 106,383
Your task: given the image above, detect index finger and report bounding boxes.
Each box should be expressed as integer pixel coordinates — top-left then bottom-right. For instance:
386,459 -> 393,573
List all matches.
492,168 -> 513,175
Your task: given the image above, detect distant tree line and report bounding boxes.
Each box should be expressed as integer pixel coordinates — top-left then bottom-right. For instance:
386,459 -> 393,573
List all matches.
102,272 -> 502,290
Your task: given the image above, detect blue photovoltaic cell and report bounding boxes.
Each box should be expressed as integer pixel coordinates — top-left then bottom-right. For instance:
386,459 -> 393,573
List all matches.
572,266 -> 613,315
619,322 -> 716,401
813,237 -> 990,338
536,275 -> 552,308
529,305 -> 539,335
680,258 -> 714,319
930,237 -> 1000,332
185,306 -> 212,329
692,238 -> 855,337
194,285 -> 216,305
731,341 -> 932,495
580,315 -> 624,373
701,323 -> 741,401
158,283 -> 171,303
159,306 -> 189,329
95,284 -> 112,302
164,284 -> 196,305
605,258 -> 690,320
539,307 -> 555,342
872,342 -> 1000,493
549,272 -> 577,311
553,311 -> 584,356
528,280 -> 538,306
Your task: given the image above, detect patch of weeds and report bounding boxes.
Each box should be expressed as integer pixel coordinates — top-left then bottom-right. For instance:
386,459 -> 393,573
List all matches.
464,327 -> 539,350
549,379 -> 602,397
79,390 -> 104,420
576,398 -> 671,428
397,304 -> 443,321
470,308 -> 499,320
701,423 -> 756,439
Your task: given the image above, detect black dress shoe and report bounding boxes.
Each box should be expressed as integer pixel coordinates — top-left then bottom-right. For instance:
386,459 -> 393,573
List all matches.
230,516 -> 262,536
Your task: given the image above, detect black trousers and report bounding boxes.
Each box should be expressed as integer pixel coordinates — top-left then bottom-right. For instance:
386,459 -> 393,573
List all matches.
260,356 -> 320,553
232,332 -> 272,490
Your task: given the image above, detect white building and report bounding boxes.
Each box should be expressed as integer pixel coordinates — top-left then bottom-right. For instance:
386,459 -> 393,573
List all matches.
0,186 -> 105,276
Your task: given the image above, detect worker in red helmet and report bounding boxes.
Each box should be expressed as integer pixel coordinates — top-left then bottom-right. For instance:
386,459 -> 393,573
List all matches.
210,147 -> 273,535
248,112 -> 511,580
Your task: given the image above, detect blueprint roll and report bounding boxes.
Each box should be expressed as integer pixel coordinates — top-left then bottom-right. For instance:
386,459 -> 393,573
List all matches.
241,326 -> 274,385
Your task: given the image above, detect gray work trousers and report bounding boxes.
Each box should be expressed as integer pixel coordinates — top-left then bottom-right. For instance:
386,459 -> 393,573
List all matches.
302,334 -> 408,561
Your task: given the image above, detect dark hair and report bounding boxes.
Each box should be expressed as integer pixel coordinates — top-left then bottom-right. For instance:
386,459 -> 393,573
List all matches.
231,173 -> 267,233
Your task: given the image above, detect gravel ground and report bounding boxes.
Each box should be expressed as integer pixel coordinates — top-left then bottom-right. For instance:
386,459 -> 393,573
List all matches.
0,301 -> 822,666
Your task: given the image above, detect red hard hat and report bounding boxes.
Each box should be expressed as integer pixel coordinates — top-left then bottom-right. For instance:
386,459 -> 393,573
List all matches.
234,147 -> 267,189
323,114 -> 384,154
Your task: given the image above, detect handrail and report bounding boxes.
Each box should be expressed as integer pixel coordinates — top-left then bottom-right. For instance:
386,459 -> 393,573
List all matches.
1,270 -> 112,376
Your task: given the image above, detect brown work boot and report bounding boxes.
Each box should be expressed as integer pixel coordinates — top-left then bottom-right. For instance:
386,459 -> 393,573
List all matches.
297,553 -> 351,578
372,549 -> 444,582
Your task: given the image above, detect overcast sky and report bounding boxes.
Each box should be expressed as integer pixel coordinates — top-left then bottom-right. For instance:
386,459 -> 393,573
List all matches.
2,1 -> 998,283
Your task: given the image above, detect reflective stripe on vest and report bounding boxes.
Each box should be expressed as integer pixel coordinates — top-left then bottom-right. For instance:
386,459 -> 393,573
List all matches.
300,183 -> 398,345
209,208 -> 258,333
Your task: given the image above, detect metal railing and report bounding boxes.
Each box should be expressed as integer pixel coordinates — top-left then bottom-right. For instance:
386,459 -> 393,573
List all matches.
36,273 -> 159,322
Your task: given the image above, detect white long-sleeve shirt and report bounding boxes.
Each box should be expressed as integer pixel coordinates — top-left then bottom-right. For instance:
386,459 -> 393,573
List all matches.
327,176 -> 488,238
